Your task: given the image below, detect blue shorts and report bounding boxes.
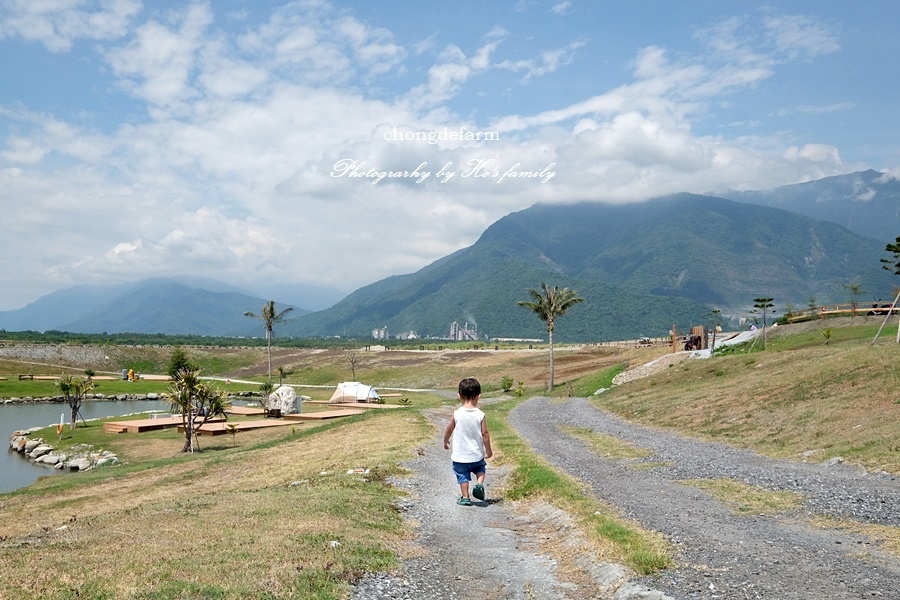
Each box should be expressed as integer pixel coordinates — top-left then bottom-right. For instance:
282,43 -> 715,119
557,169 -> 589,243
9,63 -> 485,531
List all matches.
452,459 -> 486,484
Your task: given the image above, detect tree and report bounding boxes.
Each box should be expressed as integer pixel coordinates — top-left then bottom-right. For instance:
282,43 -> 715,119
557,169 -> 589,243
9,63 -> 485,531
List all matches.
56,374 -> 93,429
872,238 -> 900,344
346,349 -> 361,380
752,297 -> 775,350
880,236 -> 900,275
517,283 -> 584,392
842,282 -> 864,317
166,368 -> 230,453
258,380 -> 275,411
167,346 -> 196,379
244,301 -> 294,382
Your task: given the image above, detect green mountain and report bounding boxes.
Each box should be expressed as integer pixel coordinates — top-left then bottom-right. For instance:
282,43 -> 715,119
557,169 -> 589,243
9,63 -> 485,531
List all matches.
720,170 -> 900,243
0,278 -> 309,337
289,194 -> 894,342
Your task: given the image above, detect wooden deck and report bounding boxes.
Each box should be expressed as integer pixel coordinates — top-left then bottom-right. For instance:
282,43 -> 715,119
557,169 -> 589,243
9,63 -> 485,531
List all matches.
103,415 -> 225,434
226,406 -> 266,416
177,420 -> 298,436
283,409 -> 365,420
328,402 -> 404,410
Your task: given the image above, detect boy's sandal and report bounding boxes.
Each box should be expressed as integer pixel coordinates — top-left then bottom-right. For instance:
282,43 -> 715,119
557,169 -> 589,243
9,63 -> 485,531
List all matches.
472,484 -> 485,501
457,496 -> 472,506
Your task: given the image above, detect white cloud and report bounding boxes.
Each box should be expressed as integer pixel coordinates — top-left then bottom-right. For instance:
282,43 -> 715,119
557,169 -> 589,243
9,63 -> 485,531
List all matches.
0,2 -> 875,310
763,13 -> 840,59
496,38 -> 587,81
0,0 -> 141,52
550,2 -> 573,16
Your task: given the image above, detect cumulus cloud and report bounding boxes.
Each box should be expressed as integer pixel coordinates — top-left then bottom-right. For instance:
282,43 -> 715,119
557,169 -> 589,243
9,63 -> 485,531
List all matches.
0,2 -> 873,309
0,0 -> 141,52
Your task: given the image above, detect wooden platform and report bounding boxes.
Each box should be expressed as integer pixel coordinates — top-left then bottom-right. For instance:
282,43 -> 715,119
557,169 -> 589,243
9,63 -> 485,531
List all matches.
328,402 -> 404,410
103,415 -> 225,434
226,406 -> 266,416
283,409 -> 365,420
178,420 -> 297,436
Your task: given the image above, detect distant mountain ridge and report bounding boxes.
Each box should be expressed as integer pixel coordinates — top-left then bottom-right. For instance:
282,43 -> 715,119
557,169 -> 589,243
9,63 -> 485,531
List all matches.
287,192 -> 893,341
2,172 -> 896,340
0,277 -> 309,337
720,169 -> 900,242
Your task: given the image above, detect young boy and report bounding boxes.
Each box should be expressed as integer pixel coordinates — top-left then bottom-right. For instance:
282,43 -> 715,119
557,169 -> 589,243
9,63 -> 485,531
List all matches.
443,377 -> 492,506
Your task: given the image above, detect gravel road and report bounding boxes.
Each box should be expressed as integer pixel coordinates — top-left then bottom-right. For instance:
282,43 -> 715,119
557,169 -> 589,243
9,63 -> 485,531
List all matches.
351,404 -> 665,599
510,396 -> 900,599
351,396 -> 900,599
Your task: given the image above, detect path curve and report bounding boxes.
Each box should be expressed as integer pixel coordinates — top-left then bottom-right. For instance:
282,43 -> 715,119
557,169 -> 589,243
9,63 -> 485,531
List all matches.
510,396 -> 900,599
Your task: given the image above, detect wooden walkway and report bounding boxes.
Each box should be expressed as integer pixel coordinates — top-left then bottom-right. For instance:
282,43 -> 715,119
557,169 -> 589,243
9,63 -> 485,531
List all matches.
177,420 -> 297,436
226,406 -> 266,416
103,415 -> 225,434
284,409 -> 365,420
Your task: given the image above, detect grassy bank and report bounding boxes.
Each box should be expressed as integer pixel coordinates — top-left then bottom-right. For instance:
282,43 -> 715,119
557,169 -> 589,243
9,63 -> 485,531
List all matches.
591,320 -> 900,474
0,399 -> 443,599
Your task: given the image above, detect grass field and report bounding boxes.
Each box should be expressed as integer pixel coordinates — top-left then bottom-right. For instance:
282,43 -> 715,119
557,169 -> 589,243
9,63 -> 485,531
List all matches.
2,319 -> 900,598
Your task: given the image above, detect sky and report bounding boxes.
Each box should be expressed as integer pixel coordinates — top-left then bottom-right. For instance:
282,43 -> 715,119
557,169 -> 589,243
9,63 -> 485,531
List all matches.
2,0 -> 900,312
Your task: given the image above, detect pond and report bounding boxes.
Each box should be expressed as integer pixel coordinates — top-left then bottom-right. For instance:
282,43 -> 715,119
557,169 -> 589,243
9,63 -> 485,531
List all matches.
2,399 -> 173,494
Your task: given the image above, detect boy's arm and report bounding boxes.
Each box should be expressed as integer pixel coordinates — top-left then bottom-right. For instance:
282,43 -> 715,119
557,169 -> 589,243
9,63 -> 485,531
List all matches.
443,415 -> 456,450
481,418 -> 492,459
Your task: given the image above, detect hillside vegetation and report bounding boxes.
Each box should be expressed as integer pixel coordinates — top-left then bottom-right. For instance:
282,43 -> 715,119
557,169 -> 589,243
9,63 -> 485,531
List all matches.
591,317 -> 900,473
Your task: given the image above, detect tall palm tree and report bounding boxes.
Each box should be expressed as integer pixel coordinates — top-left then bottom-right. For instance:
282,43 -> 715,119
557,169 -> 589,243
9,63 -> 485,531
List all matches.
244,300 -> 294,382
518,283 -> 584,392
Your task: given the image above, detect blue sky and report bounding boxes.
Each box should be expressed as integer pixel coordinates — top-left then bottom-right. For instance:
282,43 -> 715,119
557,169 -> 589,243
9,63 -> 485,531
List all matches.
2,0 -> 899,311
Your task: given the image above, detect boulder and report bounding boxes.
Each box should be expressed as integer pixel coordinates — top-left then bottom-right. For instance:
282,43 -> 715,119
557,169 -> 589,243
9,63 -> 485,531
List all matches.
24,439 -> 43,452
29,444 -> 54,459
268,385 -> 301,415
35,453 -> 62,465
68,458 -> 92,471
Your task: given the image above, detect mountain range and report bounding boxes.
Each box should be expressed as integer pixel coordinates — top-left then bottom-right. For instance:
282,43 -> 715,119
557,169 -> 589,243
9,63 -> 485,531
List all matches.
1,171 -> 897,341
0,277 -> 308,337
284,191 -> 894,341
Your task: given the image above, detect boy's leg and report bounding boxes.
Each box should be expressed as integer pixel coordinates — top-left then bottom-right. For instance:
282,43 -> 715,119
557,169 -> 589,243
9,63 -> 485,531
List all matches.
472,462 -> 486,500
460,481 -> 470,498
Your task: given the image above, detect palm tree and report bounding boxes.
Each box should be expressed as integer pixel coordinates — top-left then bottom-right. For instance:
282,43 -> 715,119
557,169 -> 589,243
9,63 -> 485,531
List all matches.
244,301 -> 294,382
166,367 -> 231,453
518,283 -> 584,392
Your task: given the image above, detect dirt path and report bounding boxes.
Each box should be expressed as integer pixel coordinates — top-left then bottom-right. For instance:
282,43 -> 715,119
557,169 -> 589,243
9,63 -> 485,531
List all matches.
510,397 -> 900,599
351,404 -> 667,599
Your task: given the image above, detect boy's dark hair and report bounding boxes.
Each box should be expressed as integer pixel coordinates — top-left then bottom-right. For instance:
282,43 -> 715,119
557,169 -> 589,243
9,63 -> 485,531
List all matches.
458,377 -> 481,400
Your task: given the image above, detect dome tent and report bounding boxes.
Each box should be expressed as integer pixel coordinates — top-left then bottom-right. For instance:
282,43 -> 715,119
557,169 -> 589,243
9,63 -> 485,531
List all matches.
328,382 -> 381,403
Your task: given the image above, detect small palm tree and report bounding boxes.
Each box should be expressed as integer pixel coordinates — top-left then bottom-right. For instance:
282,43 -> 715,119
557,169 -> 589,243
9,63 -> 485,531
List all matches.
166,368 -> 230,453
518,283 -> 584,392
244,301 -> 294,382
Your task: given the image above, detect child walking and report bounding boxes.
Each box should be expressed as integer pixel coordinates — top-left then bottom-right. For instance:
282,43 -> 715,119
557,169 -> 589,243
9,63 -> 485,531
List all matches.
443,377 -> 492,506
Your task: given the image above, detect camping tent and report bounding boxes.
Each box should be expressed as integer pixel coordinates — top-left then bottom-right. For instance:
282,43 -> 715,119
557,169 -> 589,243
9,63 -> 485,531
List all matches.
329,382 -> 380,403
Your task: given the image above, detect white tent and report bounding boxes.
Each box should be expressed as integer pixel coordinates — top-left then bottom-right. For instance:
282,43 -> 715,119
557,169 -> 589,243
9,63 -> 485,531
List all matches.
329,382 -> 380,403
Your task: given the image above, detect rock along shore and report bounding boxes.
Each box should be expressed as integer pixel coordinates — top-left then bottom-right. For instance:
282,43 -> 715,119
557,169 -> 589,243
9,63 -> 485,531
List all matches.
8,430 -> 121,473
1,390 -> 262,405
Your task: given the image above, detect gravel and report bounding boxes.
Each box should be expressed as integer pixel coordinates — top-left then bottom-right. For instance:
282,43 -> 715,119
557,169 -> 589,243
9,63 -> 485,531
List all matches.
351,406 -> 660,599
510,396 -> 900,599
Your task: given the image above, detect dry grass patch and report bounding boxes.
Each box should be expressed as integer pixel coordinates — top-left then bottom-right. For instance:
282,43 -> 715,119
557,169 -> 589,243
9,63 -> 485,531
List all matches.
0,411 -> 431,599
679,478 -> 805,515
809,515 -> 900,560
561,426 -> 651,461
